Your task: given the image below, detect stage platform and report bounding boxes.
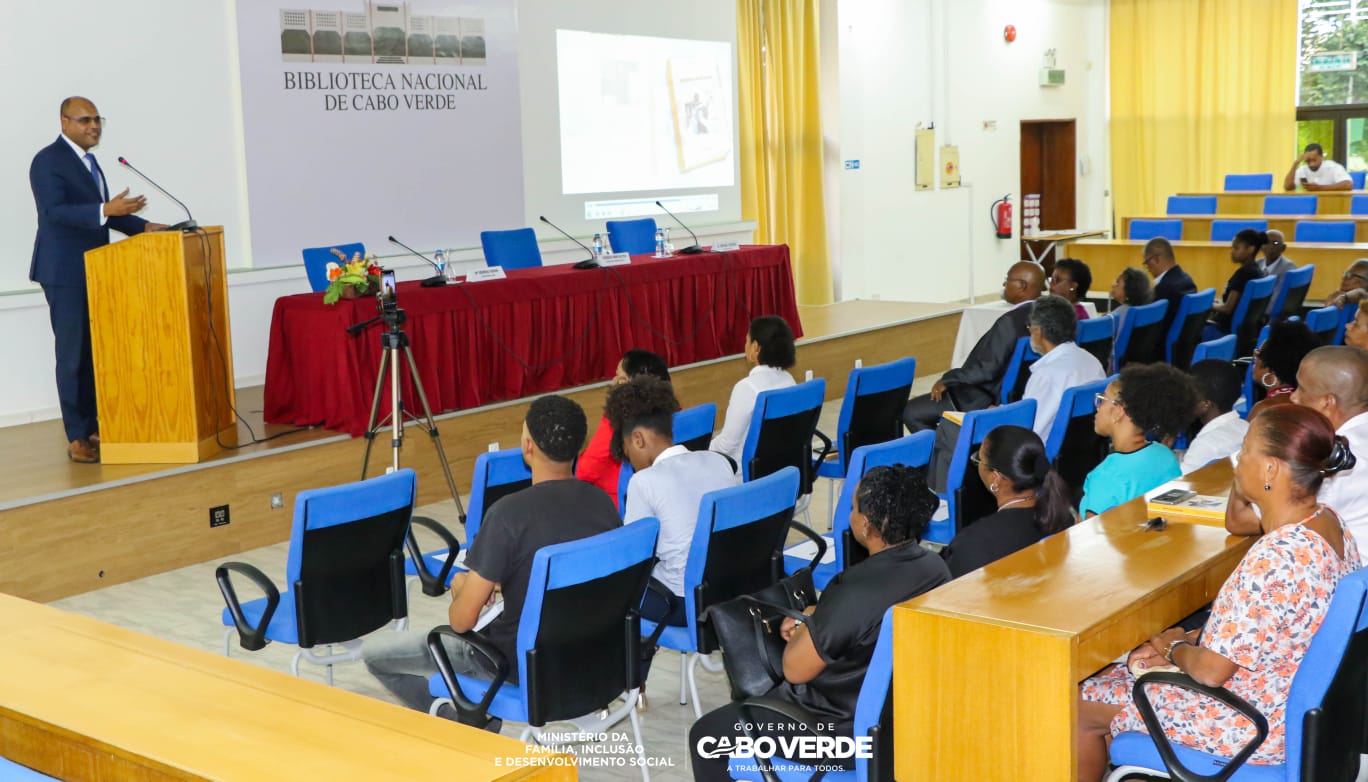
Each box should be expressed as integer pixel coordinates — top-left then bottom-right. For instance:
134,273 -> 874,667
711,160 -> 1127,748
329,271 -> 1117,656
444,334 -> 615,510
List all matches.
0,299 -> 964,602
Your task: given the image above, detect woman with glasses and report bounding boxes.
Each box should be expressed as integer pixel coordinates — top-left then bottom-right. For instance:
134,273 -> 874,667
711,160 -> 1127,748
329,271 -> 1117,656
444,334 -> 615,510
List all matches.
1346,299 -> 1368,351
1206,228 -> 1268,336
1079,363 -> 1196,517
1246,320 -> 1322,420
1048,258 -> 1093,323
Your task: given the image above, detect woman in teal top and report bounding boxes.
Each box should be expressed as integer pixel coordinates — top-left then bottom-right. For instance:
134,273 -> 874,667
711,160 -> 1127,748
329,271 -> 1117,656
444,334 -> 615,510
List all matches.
1080,363 -> 1197,517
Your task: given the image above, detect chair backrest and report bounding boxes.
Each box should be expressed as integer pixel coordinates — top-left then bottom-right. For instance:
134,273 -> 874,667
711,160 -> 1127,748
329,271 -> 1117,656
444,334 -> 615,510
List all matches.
301,242 -> 365,293
832,432 -> 936,573
1271,264 -> 1316,321
742,379 -> 827,496
1044,376 -> 1116,504
1164,288 -> 1217,369
1230,275 -> 1276,357
684,467 -> 801,652
944,400 -> 1037,539
1209,219 -> 1268,243
1076,316 -> 1114,368
832,359 -> 916,473
479,227 -> 542,270
285,469 -> 416,647
1296,221 -> 1356,244
1166,195 -> 1217,215
998,337 -> 1041,404
618,404 -> 719,511
1113,299 -> 1169,370
468,448 -> 533,543
1127,219 -> 1183,241
1353,170 -> 1366,190
604,218 -> 658,256
1265,195 -> 1318,215
1223,173 -> 1273,191
853,607 -> 898,782
1190,334 -> 1236,363
516,519 -> 659,725
1352,195 -> 1368,215
1305,304 -> 1342,345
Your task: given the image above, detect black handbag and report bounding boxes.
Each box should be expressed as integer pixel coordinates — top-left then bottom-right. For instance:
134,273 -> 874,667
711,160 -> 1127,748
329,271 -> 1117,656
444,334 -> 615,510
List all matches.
705,568 -> 818,701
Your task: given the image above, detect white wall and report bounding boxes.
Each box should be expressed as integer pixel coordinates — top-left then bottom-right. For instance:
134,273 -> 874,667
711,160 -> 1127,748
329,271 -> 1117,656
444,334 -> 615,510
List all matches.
832,0 -> 1110,304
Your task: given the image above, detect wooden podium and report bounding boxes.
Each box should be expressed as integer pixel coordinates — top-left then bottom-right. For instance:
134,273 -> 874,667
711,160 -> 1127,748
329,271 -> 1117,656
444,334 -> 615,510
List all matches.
84,227 -> 237,464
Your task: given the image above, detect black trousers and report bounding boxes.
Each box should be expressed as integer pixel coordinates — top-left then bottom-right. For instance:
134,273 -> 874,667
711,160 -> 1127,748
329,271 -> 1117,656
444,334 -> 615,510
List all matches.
639,586 -> 687,682
688,700 -> 854,781
901,392 -> 955,434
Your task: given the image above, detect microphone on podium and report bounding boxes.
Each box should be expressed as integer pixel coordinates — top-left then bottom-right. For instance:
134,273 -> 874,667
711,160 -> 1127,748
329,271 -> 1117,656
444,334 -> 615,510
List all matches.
538,216 -> 599,269
387,235 -> 448,287
117,156 -> 197,232
655,200 -> 703,254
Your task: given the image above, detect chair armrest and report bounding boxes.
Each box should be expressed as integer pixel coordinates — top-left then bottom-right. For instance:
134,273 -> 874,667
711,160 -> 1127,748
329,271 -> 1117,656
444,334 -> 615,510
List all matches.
216,561 -> 279,652
809,430 -> 835,478
1131,671 -> 1269,782
406,516 -> 461,597
738,696 -> 828,782
642,576 -> 679,651
427,625 -> 510,729
788,520 -> 828,573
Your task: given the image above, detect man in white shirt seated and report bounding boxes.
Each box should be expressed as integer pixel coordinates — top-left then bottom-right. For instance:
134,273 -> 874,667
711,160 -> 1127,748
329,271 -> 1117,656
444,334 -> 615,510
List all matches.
1284,143 -> 1353,192
1180,359 -> 1248,474
1022,294 -> 1106,440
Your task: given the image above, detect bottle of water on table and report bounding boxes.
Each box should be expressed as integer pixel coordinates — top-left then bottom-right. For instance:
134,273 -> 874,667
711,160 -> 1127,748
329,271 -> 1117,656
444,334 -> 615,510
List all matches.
655,228 -> 666,258
433,248 -> 446,278
592,233 -> 604,258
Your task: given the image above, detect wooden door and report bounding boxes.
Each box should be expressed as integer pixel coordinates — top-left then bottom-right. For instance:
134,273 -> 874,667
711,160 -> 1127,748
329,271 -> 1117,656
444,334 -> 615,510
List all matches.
1020,120 -> 1078,264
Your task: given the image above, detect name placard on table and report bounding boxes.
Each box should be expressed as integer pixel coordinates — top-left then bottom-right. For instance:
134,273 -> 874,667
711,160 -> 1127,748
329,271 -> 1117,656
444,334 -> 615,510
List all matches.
711,241 -> 742,252
598,252 -> 632,267
466,266 -> 507,282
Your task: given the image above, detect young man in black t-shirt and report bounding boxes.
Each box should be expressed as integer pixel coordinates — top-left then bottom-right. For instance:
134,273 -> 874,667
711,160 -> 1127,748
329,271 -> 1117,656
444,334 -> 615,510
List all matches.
364,395 -> 620,725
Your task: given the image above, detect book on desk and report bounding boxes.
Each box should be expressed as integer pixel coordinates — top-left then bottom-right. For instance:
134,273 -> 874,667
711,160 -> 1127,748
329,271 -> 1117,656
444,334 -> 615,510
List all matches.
1145,483 -> 1229,524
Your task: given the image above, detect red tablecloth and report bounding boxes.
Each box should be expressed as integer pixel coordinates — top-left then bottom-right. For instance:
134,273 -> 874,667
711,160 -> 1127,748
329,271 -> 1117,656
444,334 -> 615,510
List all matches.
264,245 -> 803,435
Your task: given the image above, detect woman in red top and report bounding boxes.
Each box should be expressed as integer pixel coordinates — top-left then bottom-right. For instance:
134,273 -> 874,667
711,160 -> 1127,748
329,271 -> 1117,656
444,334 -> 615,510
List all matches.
576,349 -> 671,506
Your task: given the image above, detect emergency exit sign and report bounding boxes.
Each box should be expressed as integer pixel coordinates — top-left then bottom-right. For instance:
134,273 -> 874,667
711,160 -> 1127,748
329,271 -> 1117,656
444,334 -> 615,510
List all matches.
1309,51 -> 1358,72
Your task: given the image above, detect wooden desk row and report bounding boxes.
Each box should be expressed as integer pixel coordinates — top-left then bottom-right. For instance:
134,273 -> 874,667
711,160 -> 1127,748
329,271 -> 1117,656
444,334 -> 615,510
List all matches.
1121,213 -> 1368,244
1179,190 -> 1368,215
1068,238 -> 1367,303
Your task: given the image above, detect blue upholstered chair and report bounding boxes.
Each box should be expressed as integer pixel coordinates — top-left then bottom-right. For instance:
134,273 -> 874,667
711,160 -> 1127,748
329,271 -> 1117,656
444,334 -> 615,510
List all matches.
618,403 -> 718,513
1113,299 -> 1169,370
427,520 -> 659,782
1077,316 -> 1114,368
1295,221 -> 1356,244
217,469 -> 416,683
1044,377 -> 1116,504
930,399 -> 1037,544
1223,173 -> 1274,191
1190,334 -> 1236,363
1165,289 -> 1217,369
1353,169 -> 1366,189
0,759 -> 55,780
1264,195 -> 1318,215
1166,195 -> 1218,215
605,218 -> 658,256
302,242 -> 365,292
1210,219 -> 1268,243
1269,264 -> 1316,321
741,379 -> 832,503
814,358 -> 916,521
479,227 -> 542,270
1351,195 -> 1368,215
1230,275 -> 1277,357
1304,304 -> 1342,345
1128,219 -> 1183,241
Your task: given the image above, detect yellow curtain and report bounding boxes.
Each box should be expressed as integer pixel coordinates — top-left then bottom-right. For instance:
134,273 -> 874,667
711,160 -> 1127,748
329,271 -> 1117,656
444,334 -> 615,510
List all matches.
1110,0 -> 1297,220
738,0 -> 833,305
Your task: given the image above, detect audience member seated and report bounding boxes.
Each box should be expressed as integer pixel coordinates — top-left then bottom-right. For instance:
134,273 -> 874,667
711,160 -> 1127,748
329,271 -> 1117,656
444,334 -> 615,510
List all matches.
1247,320 -> 1322,420
577,349 -> 671,507
1327,259 -> 1368,310
1078,404 -> 1359,782
1141,237 -> 1197,333
1290,346 -> 1368,540
902,261 -> 1045,433
1347,299 -> 1368,351
1206,228 -> 1268,335
1180,360 -> 1248,474
1107,267 -> 1154,333
1049,258 -> 1094,323
1022,295 -> 1106,438
941,425 -> 1076,578
1079,363 -> 1196,517
1261,229 -> 1296,306
711,315 -> 797,466
605,376 -> 739,689
1283,142 -> 1354,192
688,465 -> 950,781
363,395 -> 621,724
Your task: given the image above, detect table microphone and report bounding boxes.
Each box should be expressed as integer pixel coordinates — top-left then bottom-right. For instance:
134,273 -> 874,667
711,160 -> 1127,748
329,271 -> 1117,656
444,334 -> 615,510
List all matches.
116,156 -> 197,232
655,200 -> 704,254
537,216 -> 599,269
387,235 -> 447,287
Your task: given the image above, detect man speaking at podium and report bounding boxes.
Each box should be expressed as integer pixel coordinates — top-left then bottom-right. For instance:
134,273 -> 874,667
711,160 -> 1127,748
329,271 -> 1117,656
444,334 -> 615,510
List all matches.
29,96 -> 167,463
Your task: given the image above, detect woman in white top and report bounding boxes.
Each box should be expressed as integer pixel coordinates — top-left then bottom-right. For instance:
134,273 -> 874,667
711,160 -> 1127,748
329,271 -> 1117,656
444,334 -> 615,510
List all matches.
710,315 -> 797,467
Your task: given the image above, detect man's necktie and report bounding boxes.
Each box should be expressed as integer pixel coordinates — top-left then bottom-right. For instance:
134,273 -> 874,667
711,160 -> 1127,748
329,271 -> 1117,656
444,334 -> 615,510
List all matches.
84,153 -> 104,200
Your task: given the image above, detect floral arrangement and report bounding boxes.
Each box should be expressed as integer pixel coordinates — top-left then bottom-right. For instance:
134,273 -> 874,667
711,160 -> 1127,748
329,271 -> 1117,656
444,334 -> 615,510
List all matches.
323,248 -> 383,304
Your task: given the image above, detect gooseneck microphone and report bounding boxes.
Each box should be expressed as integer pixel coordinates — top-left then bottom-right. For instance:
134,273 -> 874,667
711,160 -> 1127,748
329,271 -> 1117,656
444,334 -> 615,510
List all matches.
538,215 -> 599,269
387,235 -> 448,287
655,200 -> 704,254
117,156 -> 197,232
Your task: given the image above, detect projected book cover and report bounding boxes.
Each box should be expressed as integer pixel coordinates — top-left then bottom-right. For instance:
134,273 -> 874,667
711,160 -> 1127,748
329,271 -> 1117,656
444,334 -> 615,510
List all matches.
668,57 -> 730,173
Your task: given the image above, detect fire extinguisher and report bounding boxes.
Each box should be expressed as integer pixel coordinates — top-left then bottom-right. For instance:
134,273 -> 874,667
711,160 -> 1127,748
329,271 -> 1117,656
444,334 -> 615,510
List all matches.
990,195 -> 1013,239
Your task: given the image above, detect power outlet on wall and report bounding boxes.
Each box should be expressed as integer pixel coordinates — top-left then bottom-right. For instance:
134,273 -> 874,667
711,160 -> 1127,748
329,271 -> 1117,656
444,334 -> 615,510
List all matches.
270,493 -> 284,509
210,504 -> 230,528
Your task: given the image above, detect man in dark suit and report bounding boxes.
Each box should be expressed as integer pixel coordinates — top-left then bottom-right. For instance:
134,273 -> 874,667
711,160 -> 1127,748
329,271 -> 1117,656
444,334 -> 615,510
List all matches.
1142,236 -> 1196,334
901,261 -> 1045,432
30,96 -> 166,463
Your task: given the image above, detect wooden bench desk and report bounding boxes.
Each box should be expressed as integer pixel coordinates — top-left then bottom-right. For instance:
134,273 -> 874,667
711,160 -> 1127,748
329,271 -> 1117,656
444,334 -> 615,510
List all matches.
892,468 -> 1253,781
1121,214 -> 1368,244
0,594 -> 575,781
1177,190 -> 1366,215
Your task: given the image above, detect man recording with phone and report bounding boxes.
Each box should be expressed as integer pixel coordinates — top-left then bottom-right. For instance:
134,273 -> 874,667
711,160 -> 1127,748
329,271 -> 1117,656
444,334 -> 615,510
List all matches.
1284,142 -> 1353,192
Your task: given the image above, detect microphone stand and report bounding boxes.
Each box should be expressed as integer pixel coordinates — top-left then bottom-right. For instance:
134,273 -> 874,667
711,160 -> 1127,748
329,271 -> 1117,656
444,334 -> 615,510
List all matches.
117,156 -> 197,232
656,200 -> 704,254
537,216 -> 599,268
387,235 -> 447,287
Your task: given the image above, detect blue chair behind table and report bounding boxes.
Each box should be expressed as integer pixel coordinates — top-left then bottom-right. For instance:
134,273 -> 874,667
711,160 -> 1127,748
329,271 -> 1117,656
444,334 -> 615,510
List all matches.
1165,289 -> 1217,370
742,379 -> 833,504
618,403 -> 718,514
0,759 -> 55,781
1354,170 -> 1366,189
1305,304 -> 1342,345
1211,219 -> 1269,243
1044,376 -> 1116,503
1296,221 -> 1357,244
1191,334 -> 1237,363
406,448 -> 531,593
1078,316 -> 1115,368
302,242 -> 365,293
728,607 -> 900,782
929,399 -> 1037,545
814,358 -> 917,521
605,218 -> 658,256
783,432 -> 935,590
641,468 -> 806,719
1113,299 -> 1170,371
1224,173 -> 1274,191
1105,567 -> 1368,782
218,469 -> 416,684
1269,264 -> 1316,321
1265,195 -> 1319,215
479,227 -> 542,270
1166,195 -> 1218,215
999,337 -> 1041,404
1128,219 -> 1183,241
427,520 -> 659,779
1352,195 -> 1368,215
1231,275 -> 1277,358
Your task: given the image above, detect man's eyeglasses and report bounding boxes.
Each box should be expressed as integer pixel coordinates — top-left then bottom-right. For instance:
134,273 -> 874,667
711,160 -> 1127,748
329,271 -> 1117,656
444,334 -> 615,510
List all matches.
1344,273 -> 1368,284
63,115 -> 105,126
1003,278 -> 1031,287
1269,241 -> 1286,247
1094,393 -> 1122,410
